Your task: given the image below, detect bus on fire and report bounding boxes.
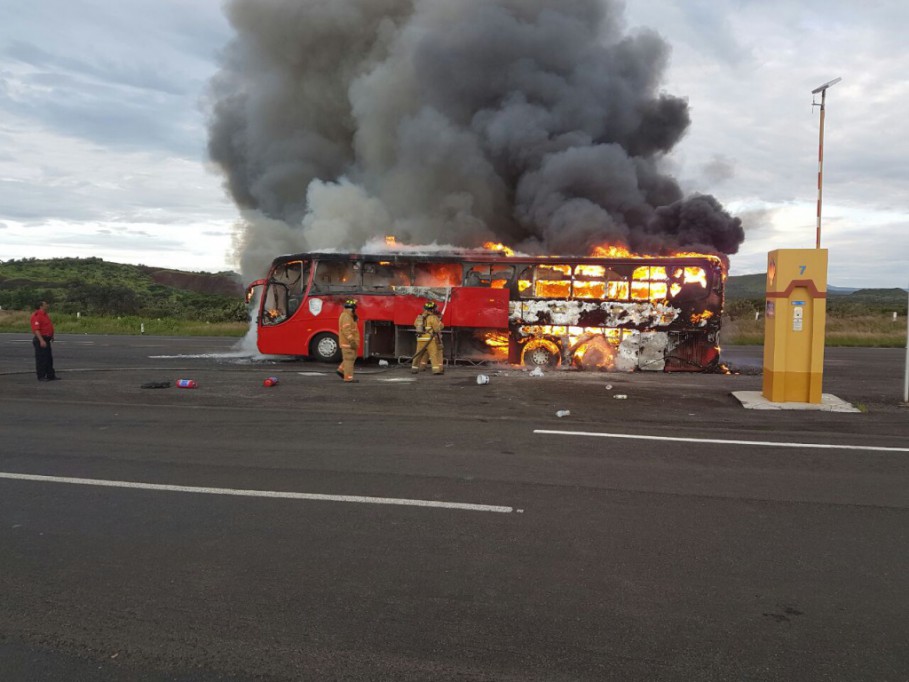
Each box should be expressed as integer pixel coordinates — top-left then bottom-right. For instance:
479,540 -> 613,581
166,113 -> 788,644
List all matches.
245,249 -> 725,372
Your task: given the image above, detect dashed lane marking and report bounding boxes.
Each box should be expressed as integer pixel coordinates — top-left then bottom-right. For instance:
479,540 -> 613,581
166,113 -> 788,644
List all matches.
534,429 -> 909,453
0,472 -> 516,514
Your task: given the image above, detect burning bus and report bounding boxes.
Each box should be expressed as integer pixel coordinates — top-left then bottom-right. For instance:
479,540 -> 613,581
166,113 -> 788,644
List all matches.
246,245 -> 725,372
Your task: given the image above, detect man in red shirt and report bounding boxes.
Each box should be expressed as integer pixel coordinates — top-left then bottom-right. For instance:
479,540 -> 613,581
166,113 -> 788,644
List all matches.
31,300 -> 59,381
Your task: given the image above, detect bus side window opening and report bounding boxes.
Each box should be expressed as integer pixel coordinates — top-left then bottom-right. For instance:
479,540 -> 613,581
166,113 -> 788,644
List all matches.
362,261 -> 412,291
312,261 -> 359,294
414,263 -> 461,287
572,264 -> 606,299
534,264 -> 571,298
464,265 -> 488,287
631,266 -> 669,301
668,266 -> 710,301
490,265 -> 514,289
604,268 -> 630,301
465,264 -> 512,288
517,266 -> 534,298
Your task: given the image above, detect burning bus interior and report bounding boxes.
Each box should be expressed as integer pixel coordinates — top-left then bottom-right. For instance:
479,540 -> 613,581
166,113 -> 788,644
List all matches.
252,249 -> 725,373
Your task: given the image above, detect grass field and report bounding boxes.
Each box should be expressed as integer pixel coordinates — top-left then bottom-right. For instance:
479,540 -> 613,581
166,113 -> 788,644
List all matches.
0,311 -> 247,337
721,314 -> 907,347
2,309 -> 905,347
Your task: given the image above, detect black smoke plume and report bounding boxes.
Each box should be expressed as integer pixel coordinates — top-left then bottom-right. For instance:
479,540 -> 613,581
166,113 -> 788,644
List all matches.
207,0 -> 744,276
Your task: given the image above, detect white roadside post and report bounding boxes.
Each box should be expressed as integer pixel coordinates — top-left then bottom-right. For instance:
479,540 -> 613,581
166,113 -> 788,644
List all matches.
904,284 -> 908,404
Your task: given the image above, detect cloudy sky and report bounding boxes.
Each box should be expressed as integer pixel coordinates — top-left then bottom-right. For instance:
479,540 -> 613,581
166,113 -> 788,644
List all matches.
1,0 -> 906,287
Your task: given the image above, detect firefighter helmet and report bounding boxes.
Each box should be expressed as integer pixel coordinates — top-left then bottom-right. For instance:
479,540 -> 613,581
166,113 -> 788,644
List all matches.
423,301 -> 437,310
343,299 -> 357,308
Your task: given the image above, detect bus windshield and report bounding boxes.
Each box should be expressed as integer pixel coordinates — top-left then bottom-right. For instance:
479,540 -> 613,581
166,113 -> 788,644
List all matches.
262,259 -> 311,326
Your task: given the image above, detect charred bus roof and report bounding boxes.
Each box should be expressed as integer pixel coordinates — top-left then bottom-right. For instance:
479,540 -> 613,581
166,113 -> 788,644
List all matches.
270,251 -> 725,269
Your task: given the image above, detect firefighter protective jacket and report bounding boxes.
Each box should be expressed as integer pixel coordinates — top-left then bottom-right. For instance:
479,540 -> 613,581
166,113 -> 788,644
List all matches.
338,309 -> 360,349
415,311 -> 444,337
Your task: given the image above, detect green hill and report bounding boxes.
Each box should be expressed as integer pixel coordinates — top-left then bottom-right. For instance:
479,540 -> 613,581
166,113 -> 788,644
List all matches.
725,273 -> 766,299
726,272 -> 906,315
0,257 -> 246,321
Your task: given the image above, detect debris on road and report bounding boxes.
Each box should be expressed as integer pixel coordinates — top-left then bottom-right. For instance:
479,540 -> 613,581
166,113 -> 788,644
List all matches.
140,381 -> 171,389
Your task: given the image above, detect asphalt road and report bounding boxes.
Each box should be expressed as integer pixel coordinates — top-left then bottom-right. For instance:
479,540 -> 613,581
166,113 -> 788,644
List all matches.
1,334 -> 907,681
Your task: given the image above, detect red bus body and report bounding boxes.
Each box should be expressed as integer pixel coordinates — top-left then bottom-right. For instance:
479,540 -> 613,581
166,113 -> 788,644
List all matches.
246,251 -> 725,372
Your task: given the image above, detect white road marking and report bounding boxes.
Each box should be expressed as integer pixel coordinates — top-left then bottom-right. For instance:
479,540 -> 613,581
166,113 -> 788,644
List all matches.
148,353 -> 251,359
0,472 -> 515,513
534,430 -> 909,453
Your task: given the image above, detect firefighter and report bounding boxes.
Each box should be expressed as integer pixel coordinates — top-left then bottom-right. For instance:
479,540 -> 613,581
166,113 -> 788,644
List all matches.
412,301 -> 444,375
337,299 -> 360,383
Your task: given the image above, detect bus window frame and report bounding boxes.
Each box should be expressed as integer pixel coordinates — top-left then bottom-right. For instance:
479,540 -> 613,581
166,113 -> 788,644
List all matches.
464,263 -> 515,288
310,259 -> 361,295
361,259 -> 413,292
413,261 -> 462,288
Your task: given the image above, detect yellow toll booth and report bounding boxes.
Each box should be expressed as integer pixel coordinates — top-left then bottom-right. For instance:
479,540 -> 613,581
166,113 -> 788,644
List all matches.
762,249 -> 828,403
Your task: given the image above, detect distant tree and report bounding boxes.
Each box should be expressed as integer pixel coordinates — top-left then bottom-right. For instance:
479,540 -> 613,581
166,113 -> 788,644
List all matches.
725,298 -> 761,320
67,282 -> 141,316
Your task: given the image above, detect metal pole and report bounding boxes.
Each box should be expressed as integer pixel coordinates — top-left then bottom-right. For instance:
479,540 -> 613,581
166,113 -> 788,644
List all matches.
812,77 -> 841,249
816,88 -> 827,249
904,284 -> 908,403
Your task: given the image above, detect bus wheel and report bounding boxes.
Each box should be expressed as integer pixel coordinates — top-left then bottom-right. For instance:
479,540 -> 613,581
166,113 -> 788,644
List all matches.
521,338 -> 561,368
311,333 -> 341,363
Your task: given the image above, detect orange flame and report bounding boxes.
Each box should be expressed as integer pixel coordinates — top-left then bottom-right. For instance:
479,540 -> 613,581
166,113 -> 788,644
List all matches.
591,244 -> 635,258
483,241 -> 515,257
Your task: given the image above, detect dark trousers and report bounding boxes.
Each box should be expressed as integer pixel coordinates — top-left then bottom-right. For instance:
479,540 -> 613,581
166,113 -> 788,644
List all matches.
33,336 -> 55,379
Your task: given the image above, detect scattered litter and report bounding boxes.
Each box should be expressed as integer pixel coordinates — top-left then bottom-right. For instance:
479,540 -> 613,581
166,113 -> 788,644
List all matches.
530,367 -> 545,377
176,379 -> 197,389
613,394 -> 628,400
604,384 -> 613,390
476,374 -> 490,385
378,359 -> 389,367
140,381 -> 171,389
263,376 -> 279,387
556,410 -> 571,417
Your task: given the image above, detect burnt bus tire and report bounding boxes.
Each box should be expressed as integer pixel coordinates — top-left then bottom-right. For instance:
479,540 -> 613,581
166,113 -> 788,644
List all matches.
311,333 -> 341,363
522,342 -> 560,368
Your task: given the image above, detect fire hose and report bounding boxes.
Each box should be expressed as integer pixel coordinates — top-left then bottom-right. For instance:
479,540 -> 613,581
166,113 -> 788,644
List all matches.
412,331 -> 442,364
440,286 -> 452,316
